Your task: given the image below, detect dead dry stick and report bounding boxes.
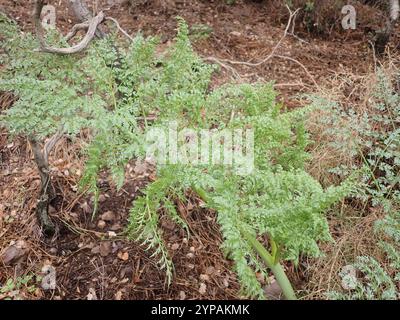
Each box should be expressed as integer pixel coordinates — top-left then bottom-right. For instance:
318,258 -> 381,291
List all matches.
202,6 -> 319,88
217,6 -> 300,68
274,54 -> 319,89
105,17 -> 134,41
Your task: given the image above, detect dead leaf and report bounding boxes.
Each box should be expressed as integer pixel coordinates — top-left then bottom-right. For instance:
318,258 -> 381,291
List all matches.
110,223 -> 121,231
117,251 -> 129,261
200,274 -> 210,282
1,244 -> 27,265
99,242 -> 112,257
101,211 -> 115,222
205,266 -> 215,275
115,290 -> 123,300
264,281 -> 283,300
91,246 -> 100,254
86,288 -> 98,300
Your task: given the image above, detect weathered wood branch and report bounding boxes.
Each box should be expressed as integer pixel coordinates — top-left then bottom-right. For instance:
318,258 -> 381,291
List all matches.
34,0 -> 104,55
68,0 -> 107,39
29,131 -> 63,235
65,22 -> 90,42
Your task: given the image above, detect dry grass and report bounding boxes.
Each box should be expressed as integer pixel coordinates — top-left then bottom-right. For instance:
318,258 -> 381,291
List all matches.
303,204 -> 387,299
303,53 -> 400,299
306,53 -> 400,184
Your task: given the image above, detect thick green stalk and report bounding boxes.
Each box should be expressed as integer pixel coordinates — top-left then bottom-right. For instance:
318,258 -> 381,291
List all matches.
242,230 -> 297,300
192,186 -> 297,300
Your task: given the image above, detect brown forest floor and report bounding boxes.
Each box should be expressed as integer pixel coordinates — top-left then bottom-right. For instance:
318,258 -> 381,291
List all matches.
0,0 -> 399,300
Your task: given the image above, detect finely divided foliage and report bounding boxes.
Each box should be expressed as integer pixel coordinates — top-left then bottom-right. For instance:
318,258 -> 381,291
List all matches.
1,15 -> 352,298
313,70 -> 400,210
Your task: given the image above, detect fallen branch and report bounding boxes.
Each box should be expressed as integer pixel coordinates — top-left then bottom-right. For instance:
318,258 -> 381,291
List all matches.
212,6 -> 300,68
34,0 -> 104,54
65,22 -> 90,42
202,6 -> 319,88
105,17 -> 134,41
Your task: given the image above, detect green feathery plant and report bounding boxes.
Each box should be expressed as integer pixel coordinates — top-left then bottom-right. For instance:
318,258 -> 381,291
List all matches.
0,13 -> 109,233
1,15 -> 352,299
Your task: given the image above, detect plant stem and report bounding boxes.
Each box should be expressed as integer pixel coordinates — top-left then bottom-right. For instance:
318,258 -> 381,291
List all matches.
241,229 -> 297,300
192,185 -> 297,300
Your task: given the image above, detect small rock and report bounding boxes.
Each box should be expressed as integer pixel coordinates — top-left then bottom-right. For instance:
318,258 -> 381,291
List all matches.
171,243 -> 180,250
340,265 -> 358,290
115,290 -> 123,300
81,202 -> 92,214
117,251 -> 129,261
230,31 -> 241,37
86,288 -> 98,300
